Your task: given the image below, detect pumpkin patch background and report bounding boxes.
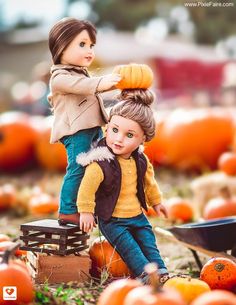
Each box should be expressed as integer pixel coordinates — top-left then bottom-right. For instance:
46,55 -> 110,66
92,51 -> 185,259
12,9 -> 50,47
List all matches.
1,1 -> 236,304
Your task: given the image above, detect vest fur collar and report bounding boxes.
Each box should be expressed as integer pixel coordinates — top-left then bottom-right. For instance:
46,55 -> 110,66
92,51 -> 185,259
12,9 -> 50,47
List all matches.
76,141 -> 145,167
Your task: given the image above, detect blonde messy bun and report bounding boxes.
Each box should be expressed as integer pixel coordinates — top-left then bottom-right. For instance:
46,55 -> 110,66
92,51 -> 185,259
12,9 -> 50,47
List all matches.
110,89 -> 156,142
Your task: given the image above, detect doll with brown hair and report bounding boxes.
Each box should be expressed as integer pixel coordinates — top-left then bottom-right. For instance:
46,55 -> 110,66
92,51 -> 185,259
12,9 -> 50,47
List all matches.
47,17 -> 121,225
76,88 -> 169,282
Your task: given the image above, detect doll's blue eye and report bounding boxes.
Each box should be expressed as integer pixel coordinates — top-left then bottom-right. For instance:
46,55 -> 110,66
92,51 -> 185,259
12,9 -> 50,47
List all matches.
112,127 -> 118,133
79,42 -> 85,47
127,133 -> 133,138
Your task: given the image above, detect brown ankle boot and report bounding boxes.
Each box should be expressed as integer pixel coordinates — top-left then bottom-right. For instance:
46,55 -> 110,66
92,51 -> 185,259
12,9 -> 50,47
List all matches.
58,213 -> 80,226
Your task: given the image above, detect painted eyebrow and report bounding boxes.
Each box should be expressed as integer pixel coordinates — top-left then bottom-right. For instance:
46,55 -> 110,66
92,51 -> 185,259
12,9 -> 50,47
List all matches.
112,123 -> 136,133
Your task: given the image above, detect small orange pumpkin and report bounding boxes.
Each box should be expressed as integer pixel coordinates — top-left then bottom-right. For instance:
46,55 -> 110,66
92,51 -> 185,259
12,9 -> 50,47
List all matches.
203,187 -> 236,220
28,193 -> 59,215
165,197 -> 194,222
97,279 -> 141,305
0,184 -> 17,211
0,242 -> 34,305
218,152 -> 236,176
113,63 -> 154,89
164,277 -> 210,304
89,236 -> 130,278
200,257 -> 236,291
191,290 -> 236,305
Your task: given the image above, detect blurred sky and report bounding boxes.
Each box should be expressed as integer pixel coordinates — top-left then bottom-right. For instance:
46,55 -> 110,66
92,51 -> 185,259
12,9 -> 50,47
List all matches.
0,0 -> 90,29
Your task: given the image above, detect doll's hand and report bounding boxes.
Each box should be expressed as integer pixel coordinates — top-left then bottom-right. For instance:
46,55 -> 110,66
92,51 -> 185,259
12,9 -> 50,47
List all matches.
97,74 -> 121,91
80,212 -> 96,233
152,203 -> 168,218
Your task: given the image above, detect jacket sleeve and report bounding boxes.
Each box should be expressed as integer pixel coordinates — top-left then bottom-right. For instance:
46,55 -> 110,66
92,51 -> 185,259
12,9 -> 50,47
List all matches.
143,154 -> 163,206
77,162 -> 104,213
50,69 -> 103,95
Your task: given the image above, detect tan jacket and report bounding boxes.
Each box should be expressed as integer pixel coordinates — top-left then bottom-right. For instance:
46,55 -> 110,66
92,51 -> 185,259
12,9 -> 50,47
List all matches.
48,64 -> 108,143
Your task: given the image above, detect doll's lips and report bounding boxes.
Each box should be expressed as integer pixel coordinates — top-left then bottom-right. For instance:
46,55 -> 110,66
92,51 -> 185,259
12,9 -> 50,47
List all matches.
113,144 -> 123,150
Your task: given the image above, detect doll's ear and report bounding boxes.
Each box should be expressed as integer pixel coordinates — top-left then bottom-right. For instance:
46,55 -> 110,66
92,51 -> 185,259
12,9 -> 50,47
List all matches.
142,135 -> 146,143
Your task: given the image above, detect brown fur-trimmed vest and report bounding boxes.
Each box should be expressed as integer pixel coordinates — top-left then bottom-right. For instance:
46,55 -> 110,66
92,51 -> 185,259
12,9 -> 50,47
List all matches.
76,138 -> 148,220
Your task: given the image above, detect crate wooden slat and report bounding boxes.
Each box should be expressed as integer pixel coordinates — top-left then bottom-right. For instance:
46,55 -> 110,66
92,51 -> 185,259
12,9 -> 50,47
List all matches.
27,251 -> 91,284
20,219 -> 89,256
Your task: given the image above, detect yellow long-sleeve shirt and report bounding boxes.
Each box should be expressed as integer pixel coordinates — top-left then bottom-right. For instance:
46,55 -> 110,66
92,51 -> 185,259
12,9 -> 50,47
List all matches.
77,154 -> 162,218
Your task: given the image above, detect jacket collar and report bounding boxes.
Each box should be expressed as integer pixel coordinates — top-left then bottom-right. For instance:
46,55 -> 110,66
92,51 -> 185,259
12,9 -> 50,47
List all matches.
50,64 -> 89,77
76,137 -> 144,167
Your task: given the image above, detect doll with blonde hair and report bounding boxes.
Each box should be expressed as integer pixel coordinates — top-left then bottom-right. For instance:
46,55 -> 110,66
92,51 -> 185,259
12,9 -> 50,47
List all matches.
76,88 -> 169,281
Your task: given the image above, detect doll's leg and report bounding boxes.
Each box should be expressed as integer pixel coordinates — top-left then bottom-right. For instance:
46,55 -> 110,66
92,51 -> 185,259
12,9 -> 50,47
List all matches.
132,214 -> 168,274
98,217 -> 150,277
60,127 -> 102,215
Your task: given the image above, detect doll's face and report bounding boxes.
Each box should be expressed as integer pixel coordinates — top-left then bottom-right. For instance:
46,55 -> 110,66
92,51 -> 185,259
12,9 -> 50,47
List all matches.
60,30 -> 95,67
106,115 -> 146,159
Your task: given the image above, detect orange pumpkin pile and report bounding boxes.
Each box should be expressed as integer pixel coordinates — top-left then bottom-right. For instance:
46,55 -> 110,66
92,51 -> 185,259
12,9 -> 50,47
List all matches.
89,236 -> 130,277
200,257 -> 236,291
113,63 -> 154,89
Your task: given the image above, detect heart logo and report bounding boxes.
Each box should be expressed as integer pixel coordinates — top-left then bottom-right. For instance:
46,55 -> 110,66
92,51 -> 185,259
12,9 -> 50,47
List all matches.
6,288 -> 14,295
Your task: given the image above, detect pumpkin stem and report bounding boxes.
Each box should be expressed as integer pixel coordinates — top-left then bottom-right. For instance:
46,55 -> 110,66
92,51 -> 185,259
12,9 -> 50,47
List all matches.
219,186 -> 231,199
144,263 -> 161,292
214,263 -> 225,272
1,242 -> 21,264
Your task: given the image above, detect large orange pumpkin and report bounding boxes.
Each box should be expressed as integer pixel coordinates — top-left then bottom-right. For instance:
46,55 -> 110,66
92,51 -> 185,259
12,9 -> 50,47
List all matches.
97,279 -> 141,305
203,188 -> 236,219
0,112 -> 38,171
144,111 -> 168,165
35,116 -> 67,171
0,242 -> 34,304
113,63 -> 154,89
191,290 -> 236,305
165,197 -> 194,223
218,152 -> 236,176
89,236 -> 130,277
200,257 -> 236,291
155,108 -> 234,171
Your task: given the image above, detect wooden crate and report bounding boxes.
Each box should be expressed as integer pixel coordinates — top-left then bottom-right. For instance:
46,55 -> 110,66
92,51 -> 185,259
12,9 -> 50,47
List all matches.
27,251 -> 91,284
20,219 -> 89,255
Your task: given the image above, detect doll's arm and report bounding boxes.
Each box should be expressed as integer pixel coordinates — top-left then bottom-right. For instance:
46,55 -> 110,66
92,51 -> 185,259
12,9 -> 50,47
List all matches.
51,70 -> 120,95
80,212 -> 96,233
152,203 -> 168,218
77,161 -> 103,213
